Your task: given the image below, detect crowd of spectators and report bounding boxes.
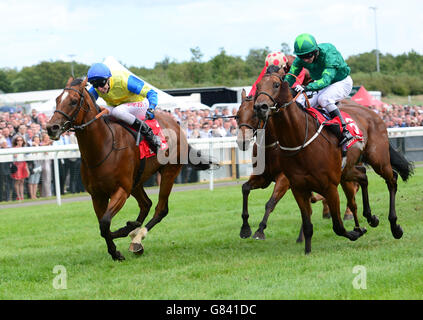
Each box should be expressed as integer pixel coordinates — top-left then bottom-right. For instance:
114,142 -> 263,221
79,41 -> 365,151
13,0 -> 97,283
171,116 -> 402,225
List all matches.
0,109 -> 84,202
0,100 -> 422,202
169,107 -> 239,138
370,104 -> 423,128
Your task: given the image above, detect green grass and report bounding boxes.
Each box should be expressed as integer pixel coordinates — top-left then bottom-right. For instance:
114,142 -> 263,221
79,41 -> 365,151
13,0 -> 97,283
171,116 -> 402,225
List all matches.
0,168 -> 422,300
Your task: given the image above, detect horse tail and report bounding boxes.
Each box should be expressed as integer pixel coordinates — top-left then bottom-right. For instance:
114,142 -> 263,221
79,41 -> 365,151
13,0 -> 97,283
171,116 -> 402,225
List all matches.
187,145 -> 219,171
389,143 -> 414,182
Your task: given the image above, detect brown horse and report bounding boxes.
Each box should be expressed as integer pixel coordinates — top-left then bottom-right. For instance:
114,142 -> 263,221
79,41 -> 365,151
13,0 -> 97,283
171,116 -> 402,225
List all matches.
47,77 -> 214,261
253,68 -> 413,254
236,89 -> 357,242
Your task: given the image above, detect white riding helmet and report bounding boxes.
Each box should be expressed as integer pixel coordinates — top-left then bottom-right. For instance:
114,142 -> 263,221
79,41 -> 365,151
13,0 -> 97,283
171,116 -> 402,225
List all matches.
265,52 -> 288,69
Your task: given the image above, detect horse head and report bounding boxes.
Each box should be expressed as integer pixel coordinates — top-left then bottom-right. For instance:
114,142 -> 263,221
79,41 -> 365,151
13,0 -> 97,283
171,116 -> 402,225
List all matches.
254,68 -> 293,121
236,89 -> 259,151
47,77 -> 91,140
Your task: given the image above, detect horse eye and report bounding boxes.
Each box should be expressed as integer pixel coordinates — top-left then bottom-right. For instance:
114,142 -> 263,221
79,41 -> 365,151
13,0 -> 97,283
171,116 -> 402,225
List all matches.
273,82 -> 280,89
70,99 -> 78,106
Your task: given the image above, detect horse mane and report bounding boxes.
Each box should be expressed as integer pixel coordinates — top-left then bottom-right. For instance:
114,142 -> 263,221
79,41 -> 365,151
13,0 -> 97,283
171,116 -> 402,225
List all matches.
70,77 -> 84,86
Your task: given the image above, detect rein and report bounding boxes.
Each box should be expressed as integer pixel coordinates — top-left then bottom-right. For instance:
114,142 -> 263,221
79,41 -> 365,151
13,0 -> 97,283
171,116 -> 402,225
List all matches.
54,86 -> 123,169
54,87 -> 109,132
255,79 -> 323,155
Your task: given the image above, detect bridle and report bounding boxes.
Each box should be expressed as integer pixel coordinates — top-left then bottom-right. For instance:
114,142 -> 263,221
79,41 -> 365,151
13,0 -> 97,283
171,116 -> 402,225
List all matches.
53,85 -> 121,168
53,87 -> 105,132
254,74 -> 325,155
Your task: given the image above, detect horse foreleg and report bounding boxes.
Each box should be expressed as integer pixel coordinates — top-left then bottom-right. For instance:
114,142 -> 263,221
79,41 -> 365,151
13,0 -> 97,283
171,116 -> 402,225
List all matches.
292,189 -> 313,254
240,175 -> 270,239
253,173 -> 289,240
96,187 -> 128,261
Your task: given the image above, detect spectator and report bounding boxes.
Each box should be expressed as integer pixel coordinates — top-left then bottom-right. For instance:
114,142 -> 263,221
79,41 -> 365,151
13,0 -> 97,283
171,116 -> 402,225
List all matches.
11,135 -> 29,201
199,122 -> 211,138
40,132 -> 53,197
2,127 -> 13,147
27,136 -> 43,200
30,109 -> 40,124
0,138 -> 14,201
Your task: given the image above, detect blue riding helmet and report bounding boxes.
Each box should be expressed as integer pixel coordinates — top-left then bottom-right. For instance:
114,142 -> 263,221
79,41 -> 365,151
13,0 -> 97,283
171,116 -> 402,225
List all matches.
87,63 -> 112,82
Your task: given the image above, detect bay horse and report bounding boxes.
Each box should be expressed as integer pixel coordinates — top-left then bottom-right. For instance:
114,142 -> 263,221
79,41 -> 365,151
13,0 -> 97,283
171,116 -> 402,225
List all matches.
47,77 -> 214,261
253,68 -> 413,254
236,89 -> 357,243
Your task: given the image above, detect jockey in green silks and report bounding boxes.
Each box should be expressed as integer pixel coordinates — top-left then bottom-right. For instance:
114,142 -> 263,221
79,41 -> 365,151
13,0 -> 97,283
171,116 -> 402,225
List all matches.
285,33 -> 354,148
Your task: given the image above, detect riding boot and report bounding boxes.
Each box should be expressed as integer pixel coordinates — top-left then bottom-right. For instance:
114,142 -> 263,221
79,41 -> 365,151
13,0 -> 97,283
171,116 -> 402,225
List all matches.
329,108 -> 354,147
132,119 -> 162,152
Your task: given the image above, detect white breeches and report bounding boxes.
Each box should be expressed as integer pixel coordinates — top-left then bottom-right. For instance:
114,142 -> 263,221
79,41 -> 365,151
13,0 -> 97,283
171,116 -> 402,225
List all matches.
297,76 -> 353,112
104,99 -> 149,125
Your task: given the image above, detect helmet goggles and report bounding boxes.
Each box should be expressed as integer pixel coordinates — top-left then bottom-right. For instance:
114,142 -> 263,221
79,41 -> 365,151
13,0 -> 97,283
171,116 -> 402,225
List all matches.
90,78 -> 108,88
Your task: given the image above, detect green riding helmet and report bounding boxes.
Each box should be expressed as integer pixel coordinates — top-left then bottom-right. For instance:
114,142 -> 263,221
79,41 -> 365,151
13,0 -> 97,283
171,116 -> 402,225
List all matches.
293,33 -> 318,56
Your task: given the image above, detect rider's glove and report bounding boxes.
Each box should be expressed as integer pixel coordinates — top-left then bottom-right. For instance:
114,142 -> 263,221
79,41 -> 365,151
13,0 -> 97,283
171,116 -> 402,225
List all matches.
294,84 -> 305,93
146,108 -> 155,120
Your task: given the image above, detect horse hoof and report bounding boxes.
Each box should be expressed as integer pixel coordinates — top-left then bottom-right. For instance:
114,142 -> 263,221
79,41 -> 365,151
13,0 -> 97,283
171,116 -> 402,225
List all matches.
129,242 -> 144,255
392,225 -> 403,239
343,213 -> 353,221
347,230 -> 361,241
322,212 -> 331,219
354,227 -> 367,236
113,251 -> 125,261
369,215 -> 379,228
252,231 -> 265,240
240,227 -> 252,239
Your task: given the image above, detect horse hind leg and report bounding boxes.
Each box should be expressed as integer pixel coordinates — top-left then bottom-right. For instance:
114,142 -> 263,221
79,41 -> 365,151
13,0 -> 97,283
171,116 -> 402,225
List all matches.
341,180 -> 367,236
111,186 -> 152,240
325,185 -> 364,242
387,171 -> 403,239
129,164 -> 182,254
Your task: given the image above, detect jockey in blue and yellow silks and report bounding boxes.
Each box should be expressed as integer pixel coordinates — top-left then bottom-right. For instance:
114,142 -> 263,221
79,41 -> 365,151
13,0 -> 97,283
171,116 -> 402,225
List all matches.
87,63 -> 161,152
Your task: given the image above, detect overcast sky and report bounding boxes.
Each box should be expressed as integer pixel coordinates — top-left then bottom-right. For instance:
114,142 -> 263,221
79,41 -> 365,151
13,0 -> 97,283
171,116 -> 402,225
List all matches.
1,0 -> 422,70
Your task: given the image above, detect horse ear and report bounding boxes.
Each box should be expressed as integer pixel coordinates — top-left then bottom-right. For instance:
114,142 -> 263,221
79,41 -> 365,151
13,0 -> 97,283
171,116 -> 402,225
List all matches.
66,77 -> 74,87
82,77 -> 88,88
241,89 -> 246,100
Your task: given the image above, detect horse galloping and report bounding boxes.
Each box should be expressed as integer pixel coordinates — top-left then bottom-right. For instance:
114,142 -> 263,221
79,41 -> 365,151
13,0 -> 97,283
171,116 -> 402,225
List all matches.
236,89 -> 358,243
253,68 -> 413,254
47,77 -> 214,261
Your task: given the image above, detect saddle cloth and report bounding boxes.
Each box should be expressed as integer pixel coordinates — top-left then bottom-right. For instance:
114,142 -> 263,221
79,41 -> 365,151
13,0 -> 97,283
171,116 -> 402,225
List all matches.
136,118 -> 168,159
306,107 -> 364,149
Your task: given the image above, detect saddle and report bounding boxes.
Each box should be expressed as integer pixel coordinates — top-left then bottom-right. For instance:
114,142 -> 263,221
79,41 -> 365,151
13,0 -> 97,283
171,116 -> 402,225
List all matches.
112,117 -> 167,159
306,107 -> 364,150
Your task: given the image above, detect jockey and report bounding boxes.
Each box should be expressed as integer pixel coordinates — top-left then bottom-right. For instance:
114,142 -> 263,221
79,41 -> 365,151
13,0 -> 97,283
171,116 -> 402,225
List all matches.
285,33 -> 354,148
87,62 -> 162,152
249,51 -> 309,97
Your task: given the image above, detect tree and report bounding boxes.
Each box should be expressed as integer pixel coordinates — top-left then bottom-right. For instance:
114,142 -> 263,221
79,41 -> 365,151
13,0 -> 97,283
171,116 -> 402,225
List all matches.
281,42 -> 291,55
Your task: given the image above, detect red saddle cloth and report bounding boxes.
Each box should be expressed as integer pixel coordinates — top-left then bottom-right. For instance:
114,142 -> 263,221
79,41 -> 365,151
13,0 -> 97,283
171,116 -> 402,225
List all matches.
134,119 -> 168,159
306,107 -> 364,149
